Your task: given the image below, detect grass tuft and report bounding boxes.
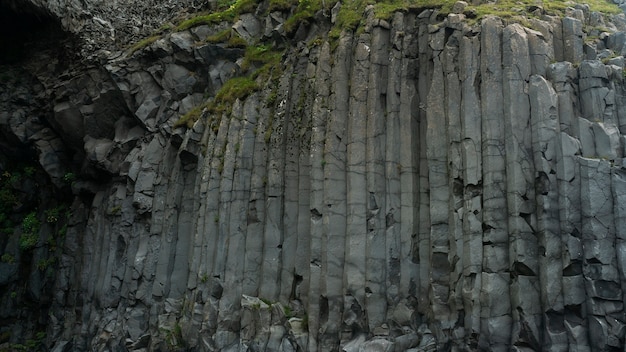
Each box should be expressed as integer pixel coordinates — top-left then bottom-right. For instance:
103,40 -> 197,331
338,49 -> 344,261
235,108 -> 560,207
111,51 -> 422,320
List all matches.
176,0 -> 258,31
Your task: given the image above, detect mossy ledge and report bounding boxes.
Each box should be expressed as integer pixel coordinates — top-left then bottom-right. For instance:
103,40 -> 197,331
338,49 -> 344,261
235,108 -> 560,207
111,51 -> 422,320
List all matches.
165,0 -> 622,129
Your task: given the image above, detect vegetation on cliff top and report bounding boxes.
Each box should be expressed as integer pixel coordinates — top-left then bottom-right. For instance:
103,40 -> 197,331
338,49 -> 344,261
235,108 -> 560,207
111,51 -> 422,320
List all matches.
132,0 -> 622,55
279,0 -> 621,36
166,0 -> 621,128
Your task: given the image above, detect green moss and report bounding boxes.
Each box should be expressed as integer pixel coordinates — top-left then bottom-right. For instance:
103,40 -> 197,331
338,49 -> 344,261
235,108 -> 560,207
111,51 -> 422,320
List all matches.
228,34 -> 248,47
206,29 -> 233,43
62,172 -> 76,184
242,44 -> 283,72
1,253 -> 14,264
175,77 -> 258,127
269,0 -> 294,12
164,322 -> 186,349
175,103 -> 209,128
469,0 -> 620,21
19,232 -> 38,251
176,0 -> 258,31
335,0 -> 371,32
19,212 -> 40,251
327,0 -> 621,39
200,273 -> 209,283
36,257 -> 55,271
284,0 -> 327,34
128,35 -> 161,55
21,212 -> 39,235
213,76 -> 258,110
177,13 -> 231,30
108,205 -> 122,215
283,305 -> 293,317
45,205 -> 65,223
259,297 -> 272,305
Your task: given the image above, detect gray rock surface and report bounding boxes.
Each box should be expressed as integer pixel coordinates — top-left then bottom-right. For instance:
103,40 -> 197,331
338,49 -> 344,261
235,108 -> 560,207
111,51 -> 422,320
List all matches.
2,1 -> 626,351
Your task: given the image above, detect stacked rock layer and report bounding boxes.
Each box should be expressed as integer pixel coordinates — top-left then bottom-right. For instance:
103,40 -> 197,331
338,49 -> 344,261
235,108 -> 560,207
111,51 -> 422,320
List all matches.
3,2 -> 626,352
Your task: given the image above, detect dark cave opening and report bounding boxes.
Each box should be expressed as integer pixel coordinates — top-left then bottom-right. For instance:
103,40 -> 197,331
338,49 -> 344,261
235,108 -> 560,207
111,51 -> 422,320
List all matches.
0,1 -> 67,64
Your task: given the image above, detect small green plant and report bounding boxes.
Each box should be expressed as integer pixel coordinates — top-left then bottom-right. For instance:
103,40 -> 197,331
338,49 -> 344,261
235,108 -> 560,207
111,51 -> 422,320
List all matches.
241,45 -> 283,72
284,305 -> 293,317
206,29 -> 232,43
57,223 -> 68,238
260,297 -> 272,305
200,273 -> 209,283
129,35 -> 160,54
19,233 -> 38,250
1,253 -> 15,264
268,0 -> 294,11
9,331 -> 47,351
176,0 -> 258,31
22,212 -> 39,233
284,0 -> 328,34
36,257 -> 55,271
266,91 -> 278,106
175,103 -> 209,129
45,207 -> 62,223
227,34 -> 248,48
20,212 -> 40,250
164,323 -> 186,349
23,166 -> 35,177
63,172 -> 76,184
109,205 -> 122,215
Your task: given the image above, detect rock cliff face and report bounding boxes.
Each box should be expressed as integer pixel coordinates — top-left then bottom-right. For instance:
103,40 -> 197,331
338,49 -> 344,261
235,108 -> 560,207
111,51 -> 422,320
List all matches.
3,0 -> 626,351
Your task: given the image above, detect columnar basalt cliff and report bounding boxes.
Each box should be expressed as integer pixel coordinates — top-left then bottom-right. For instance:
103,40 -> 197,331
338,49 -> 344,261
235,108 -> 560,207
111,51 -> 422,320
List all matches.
3,0 -> 626,351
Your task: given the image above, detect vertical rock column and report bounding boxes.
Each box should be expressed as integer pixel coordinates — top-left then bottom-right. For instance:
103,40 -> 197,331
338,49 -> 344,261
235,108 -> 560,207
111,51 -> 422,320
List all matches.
612,169 -> 626,345
306,41 -> 332,352
476,16 -> 504,349
397,12 -> 420,302
279,54 -> 306,304
258,69 -> 289,302
580,158 -> 624,351
548,61 -> 590,349
502,23 -> 534,351
384,11 -> 405,311
365,24 -> 390,331
203,110 -> 236,347
215,104 -> 244,349
443,19 -> 463,344
344,30 -> 368,340
225,96 -> 257,318
319,32 -> 351,351
425,26 -> 453,337
243,93 -> 269,297
416,12 -> 434,318
458,27 -> 483,348
529,75 -> 566,350
293,48 -> 317,309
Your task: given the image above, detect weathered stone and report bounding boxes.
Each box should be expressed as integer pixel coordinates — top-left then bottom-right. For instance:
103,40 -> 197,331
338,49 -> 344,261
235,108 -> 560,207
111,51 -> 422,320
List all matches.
233,13 -> 262,43
562,17 -> 584,63
3,4 -> 626,352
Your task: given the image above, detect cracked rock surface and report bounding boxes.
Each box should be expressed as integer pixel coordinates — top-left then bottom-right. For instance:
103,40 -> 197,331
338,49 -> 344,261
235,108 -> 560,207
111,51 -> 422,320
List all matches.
3,1 -> 626,351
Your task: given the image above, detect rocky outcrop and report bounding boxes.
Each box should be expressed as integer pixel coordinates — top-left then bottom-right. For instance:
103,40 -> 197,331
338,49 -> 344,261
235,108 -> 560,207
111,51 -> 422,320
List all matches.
3,1 -> 626,351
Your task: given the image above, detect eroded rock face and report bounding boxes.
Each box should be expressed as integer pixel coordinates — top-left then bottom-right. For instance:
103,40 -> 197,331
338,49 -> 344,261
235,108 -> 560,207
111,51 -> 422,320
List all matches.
3,1 -> 626,351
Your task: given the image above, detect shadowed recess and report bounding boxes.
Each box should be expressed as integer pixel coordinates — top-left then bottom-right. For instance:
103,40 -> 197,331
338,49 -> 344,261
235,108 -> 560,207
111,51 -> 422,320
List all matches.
0,0 -> 65,64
